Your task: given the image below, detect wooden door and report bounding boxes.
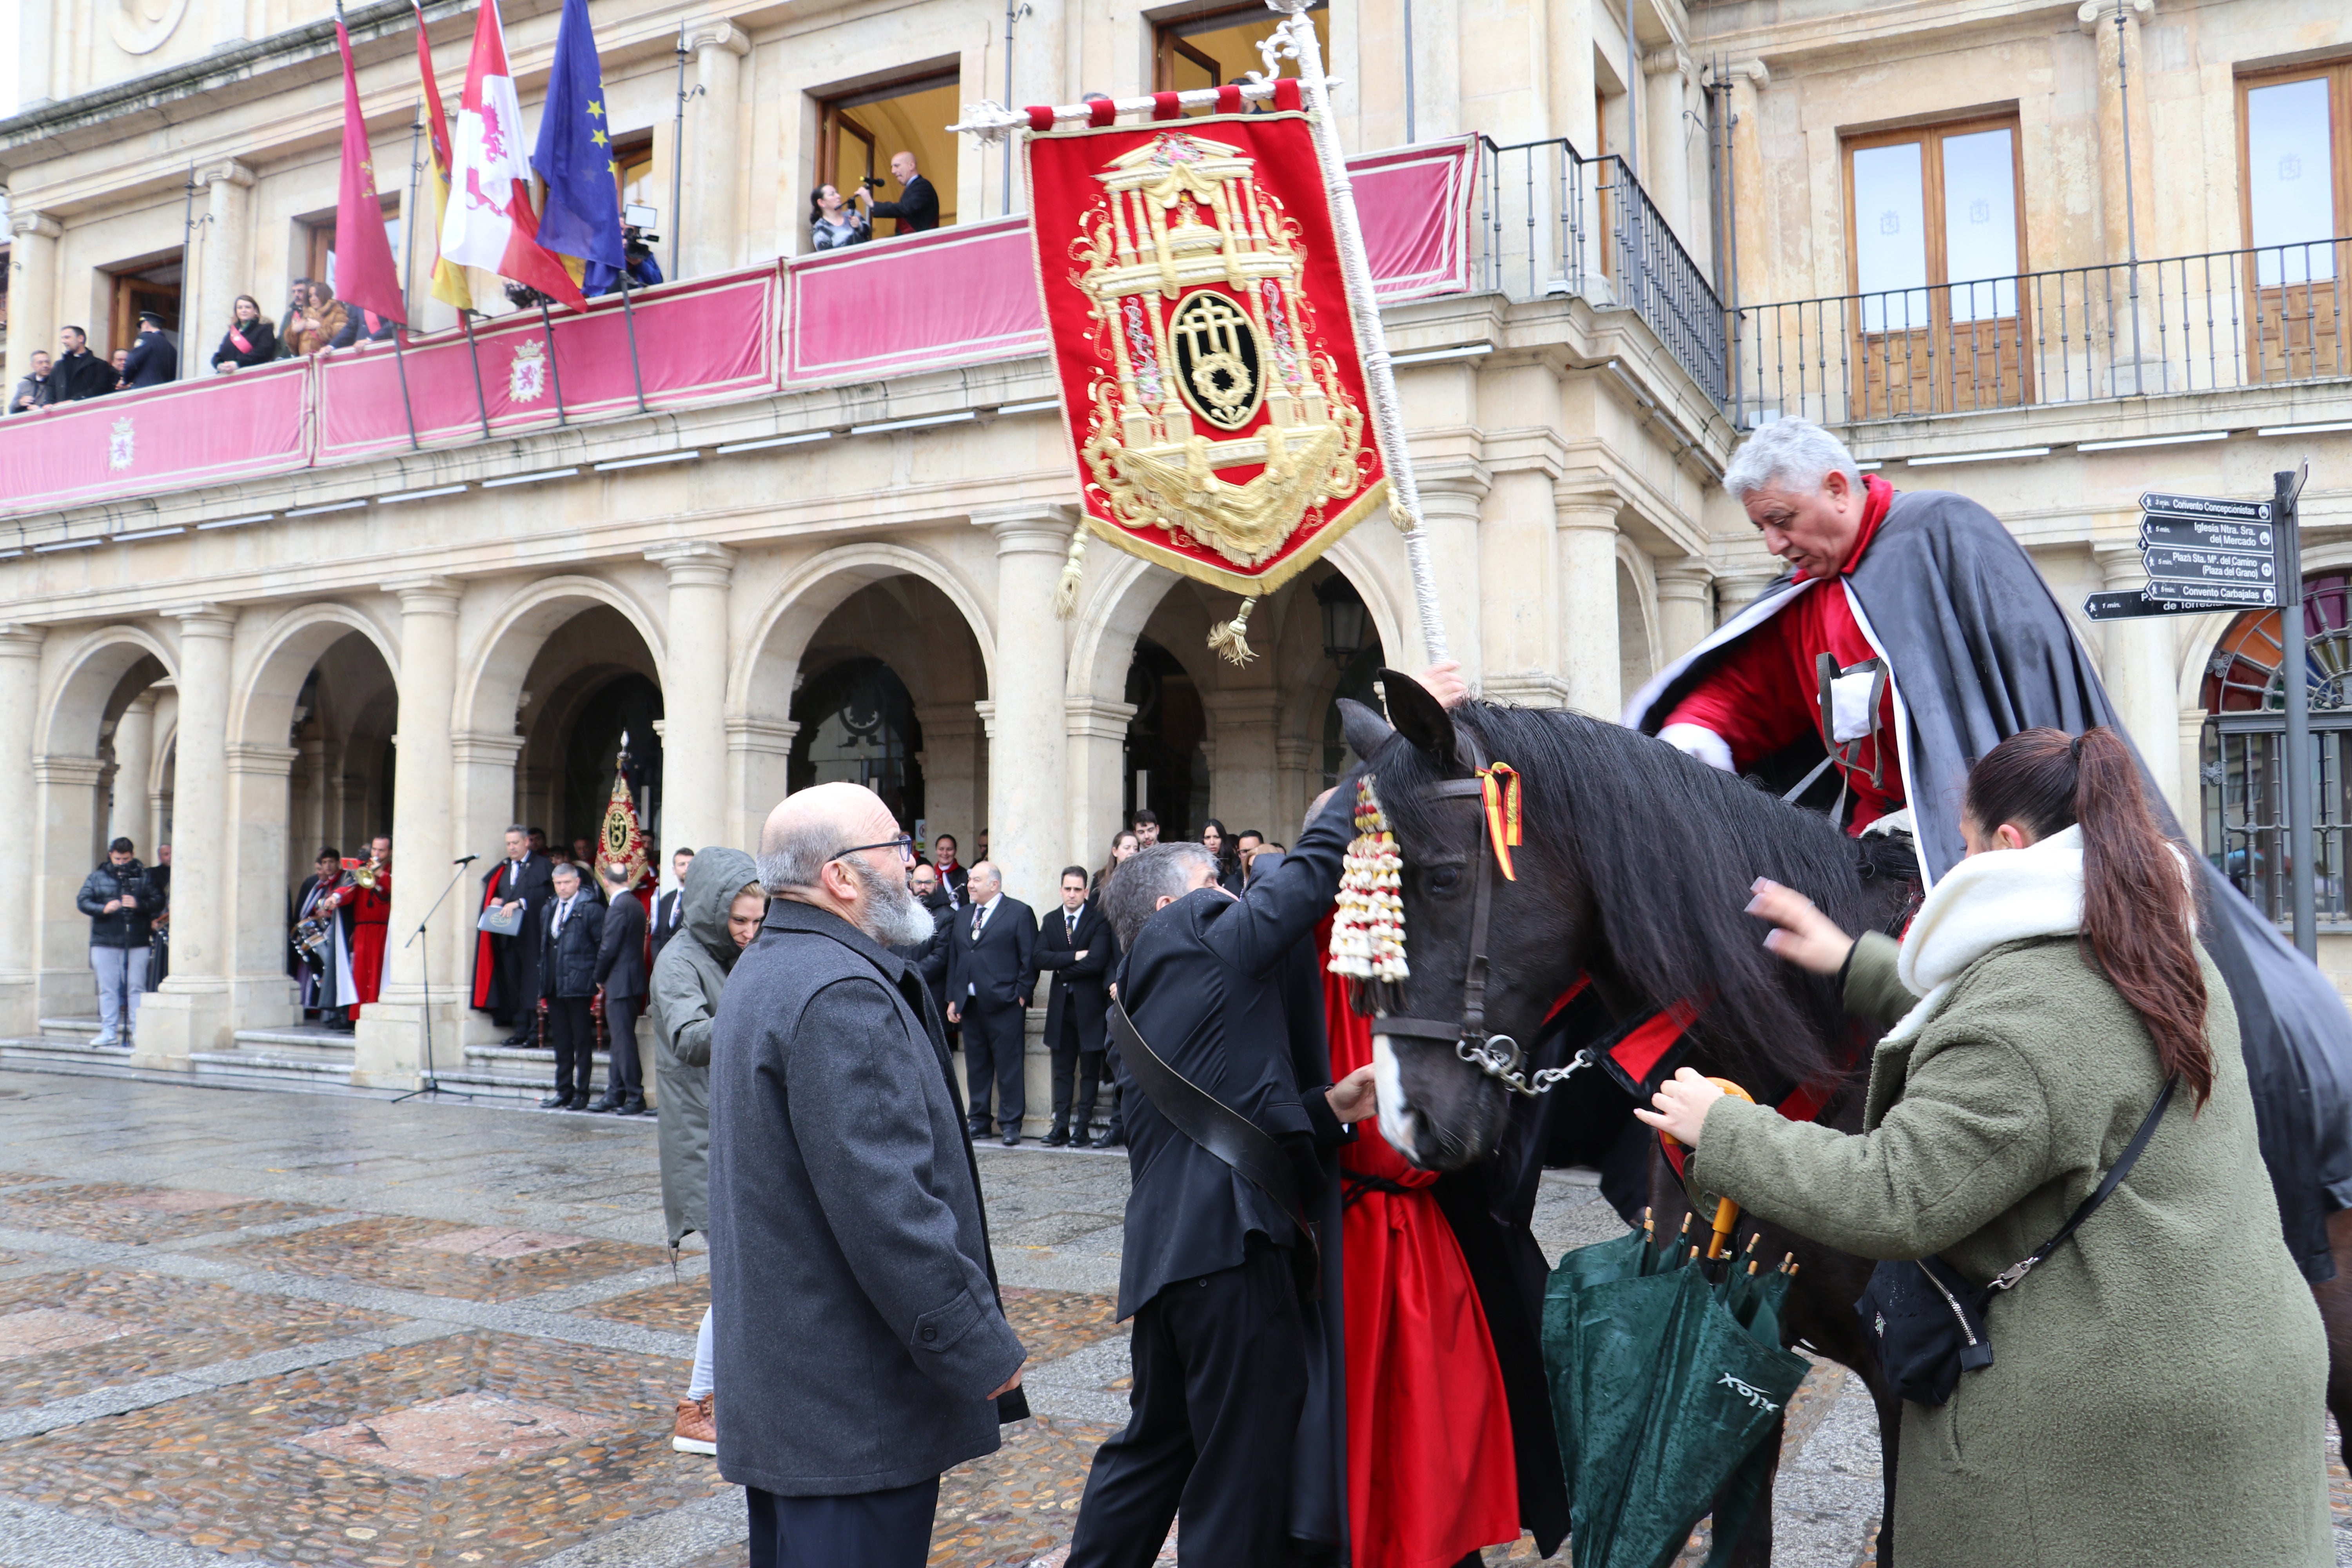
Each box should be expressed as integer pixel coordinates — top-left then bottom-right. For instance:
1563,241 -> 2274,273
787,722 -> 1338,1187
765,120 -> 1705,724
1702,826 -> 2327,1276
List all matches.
2241,67 -> 2351,384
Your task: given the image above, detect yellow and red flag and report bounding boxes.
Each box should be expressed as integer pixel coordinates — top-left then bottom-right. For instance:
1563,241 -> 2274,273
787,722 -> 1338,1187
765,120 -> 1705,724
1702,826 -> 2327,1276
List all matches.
412,0 -> 471,312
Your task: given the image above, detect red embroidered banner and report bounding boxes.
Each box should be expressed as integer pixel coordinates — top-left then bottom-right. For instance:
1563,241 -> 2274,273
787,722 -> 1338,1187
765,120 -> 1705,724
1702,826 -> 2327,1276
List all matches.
1025,112 -> 1390,597
0,360 -> 312,517
316,268 -> 777,461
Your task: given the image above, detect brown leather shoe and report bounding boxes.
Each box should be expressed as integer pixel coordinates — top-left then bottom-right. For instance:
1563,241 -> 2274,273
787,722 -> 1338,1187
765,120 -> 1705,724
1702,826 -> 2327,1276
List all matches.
671,1393 -> 716,1455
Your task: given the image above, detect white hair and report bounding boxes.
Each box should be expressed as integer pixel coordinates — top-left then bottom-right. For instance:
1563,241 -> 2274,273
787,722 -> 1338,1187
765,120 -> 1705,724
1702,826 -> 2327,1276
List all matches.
1722,418 -> 1862,501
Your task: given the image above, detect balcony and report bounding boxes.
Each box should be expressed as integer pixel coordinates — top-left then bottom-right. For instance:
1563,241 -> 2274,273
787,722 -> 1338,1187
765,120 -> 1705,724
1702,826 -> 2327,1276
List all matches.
1733,239 -> 2352,429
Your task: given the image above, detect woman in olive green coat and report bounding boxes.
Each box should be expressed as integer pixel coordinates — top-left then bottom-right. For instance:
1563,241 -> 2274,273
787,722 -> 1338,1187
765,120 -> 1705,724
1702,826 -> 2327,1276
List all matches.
1641,727 -> 2330,1568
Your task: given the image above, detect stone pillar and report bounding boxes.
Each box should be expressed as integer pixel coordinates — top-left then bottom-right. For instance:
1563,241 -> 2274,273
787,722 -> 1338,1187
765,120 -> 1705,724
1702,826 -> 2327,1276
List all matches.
1202,689 -> 1283,848
1715,568 -> 1782,626
0,629 -> 41,1034
915,704 -> 983,855
1275,736 -> 1318,846
1477,462 -> 1566,708
1642,49 -> 1695,256
2095,543 -> 2187,818
1064,695 -> 1136,877
138,611 -> 236,1067
684,21 -> 751,278
33,753 -> 104,1024
2082,0 -> 2160,392
149,684 -> 177,853
355,583 -> 459,1085
977,505 -> 1073,909
648,544 -> 734,859
298,734 -> 330,869
109,692 -> 159,851
726,718 -> 797,856
226,740 -> 300,1031
194,161 -> 256,385
6,211 -> 62,412
452,730 -> 526,1047
1654,563 -> 1716,663
1419,465 -> 1491,690
1556,493 -> 1624,717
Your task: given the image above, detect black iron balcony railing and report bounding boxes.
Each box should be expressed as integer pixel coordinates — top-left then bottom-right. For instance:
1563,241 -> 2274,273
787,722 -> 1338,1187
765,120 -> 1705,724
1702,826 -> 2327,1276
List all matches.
1734,238 -> 2352,427
1472,137 -> 1729,405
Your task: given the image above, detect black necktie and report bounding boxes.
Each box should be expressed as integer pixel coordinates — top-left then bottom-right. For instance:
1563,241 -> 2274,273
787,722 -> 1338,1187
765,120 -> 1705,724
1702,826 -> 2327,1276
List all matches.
1067,911 -> 1078,936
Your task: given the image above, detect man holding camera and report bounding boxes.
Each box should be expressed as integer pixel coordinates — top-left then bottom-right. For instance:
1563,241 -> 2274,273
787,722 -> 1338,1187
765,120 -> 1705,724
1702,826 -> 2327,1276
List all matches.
857,151 -> 939,236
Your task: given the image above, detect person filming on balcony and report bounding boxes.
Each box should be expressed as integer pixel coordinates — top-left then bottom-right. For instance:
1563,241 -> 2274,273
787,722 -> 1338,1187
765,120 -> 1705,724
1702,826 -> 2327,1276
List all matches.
211,295 -> 278,372
10,352 -> 57,413
809,183 -> 871,250
855,151 -> 938,236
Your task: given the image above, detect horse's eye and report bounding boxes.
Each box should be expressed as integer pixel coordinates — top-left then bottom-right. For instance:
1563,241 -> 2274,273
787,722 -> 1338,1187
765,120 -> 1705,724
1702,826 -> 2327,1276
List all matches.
1423,864 -> 1463,895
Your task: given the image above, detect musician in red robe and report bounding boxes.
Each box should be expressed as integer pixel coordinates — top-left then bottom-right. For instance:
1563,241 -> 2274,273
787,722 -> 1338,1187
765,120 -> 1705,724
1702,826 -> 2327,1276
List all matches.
1320,911 -> 1519,1566
346,836 -> 392,1020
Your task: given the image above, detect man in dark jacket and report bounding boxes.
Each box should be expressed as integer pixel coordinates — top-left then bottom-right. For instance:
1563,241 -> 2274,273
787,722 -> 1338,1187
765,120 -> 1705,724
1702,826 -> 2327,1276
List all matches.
121,312 -> 177,387
538,862 -> 606,1109
710,781 -> 1025,1566
1064,798 -> 1381,1568
944,861 -> 1036,1145
10,351 -> 57,413
475,827 -> 557,1045
76,838 -> 155,1047
1033,866 -> 1114,1146
650,847 -> 695,967
590,864 -> 650,1116
860,150 -> 939,236
54,326 -> 115,401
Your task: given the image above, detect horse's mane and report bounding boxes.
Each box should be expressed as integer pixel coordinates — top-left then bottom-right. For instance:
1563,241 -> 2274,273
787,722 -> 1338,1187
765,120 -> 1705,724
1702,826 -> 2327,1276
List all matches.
1376,702 -> 1871,1087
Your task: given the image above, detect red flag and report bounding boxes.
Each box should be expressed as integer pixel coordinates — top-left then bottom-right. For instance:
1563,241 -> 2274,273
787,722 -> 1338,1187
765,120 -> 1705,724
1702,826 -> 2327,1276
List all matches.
331,9 -> 408,326
441,0 -> 587,312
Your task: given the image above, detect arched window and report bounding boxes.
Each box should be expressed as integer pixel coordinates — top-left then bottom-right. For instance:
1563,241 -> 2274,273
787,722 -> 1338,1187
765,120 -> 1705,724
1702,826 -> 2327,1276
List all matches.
2199,572 -> 2352,923
788,657 -> 925,828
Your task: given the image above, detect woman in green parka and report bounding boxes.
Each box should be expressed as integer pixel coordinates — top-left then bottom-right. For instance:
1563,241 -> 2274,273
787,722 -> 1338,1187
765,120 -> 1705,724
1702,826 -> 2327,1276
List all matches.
1639,726 -> 2331,1568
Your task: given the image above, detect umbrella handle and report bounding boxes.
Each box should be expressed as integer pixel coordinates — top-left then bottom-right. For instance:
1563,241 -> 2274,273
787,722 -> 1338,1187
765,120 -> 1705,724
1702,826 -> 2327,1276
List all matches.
1660,1077 -> 1756,1259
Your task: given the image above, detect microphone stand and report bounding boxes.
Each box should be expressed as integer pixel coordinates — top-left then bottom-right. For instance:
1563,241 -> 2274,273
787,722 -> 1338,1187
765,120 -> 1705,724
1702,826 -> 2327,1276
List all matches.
392,857 -> 481,1103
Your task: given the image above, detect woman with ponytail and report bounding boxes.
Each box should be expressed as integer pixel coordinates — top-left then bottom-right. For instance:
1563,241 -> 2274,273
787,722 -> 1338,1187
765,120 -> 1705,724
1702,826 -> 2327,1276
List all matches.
1637,726 -> 2330,1568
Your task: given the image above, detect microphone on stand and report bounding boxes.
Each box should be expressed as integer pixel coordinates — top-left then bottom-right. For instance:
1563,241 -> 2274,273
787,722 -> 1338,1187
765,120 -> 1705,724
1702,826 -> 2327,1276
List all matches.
454,853 -> 481,864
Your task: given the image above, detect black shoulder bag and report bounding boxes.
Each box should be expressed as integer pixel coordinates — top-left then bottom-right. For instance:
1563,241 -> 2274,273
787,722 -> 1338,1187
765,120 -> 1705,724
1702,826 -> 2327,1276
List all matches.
1859,1077 -> 2176,1407
1109,1002 -> 1321,1298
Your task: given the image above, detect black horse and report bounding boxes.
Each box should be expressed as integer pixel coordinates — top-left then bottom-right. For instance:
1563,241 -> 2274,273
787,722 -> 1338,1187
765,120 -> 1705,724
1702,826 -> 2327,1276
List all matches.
1338,677 -> 2352,1566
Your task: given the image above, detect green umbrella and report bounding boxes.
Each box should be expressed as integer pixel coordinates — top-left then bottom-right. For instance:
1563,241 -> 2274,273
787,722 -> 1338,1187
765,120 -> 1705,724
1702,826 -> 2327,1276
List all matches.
1542,1212 -> 1811,1568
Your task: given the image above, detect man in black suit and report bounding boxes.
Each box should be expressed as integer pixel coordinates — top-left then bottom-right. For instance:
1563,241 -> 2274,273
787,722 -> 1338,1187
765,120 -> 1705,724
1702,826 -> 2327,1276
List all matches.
859,150 -> 939,236
477,826 -> 557,1045
538,862 -> 606,1109
54,326 -> 116,401
650,847 -> 694,967
1032,866 -> 1114,1147
590,864 -> 650,1116
121,312 -> 177,388
906,862 -> 961,1054
944,861 -> 1034,1145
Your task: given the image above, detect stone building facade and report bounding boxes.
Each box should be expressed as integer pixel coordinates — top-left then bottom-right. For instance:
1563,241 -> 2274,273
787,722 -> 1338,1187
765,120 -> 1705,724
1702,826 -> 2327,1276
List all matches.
1,0 -> 2348,1091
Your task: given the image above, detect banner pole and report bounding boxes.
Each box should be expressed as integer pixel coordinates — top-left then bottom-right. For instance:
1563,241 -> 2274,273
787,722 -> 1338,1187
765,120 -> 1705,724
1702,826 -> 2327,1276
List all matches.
1259,0 -> 1446,664
392,327 -> 422,452
536,298 -> 568,425
458,308 -> 492,438
617,269 -> 648,414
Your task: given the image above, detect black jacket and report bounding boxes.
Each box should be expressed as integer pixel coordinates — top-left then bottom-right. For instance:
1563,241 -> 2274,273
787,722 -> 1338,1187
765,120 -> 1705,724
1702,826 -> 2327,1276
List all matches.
122,331 -> 176,388
869,173 -> 939,234
9,372 -> 56,412
1034,898 -> 1114,1054
909,903 -> 958,1023
77,860 -> 156,948
54,348 -> 114,401
212,319 -> 278,369
946,895 -> 1035,1010
485,853 -> 557,926
650,887 -> 687,967
596,889 -> 649,999
707,898 -> 1025,1494
1108,784 -> 1357,1318
935,862 -> 969,907
541,892 -> 605,998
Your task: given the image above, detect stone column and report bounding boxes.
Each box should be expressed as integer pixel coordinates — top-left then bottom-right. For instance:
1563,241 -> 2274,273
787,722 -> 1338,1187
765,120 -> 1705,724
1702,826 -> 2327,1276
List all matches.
149,685 -> 177,853
452,730 -> 526,1047
2081,0 -> 2160,392
1556,492 -> 1624,717
193,161 -> 255,385
1654,563 -> 1715,663
684,21 -> 752,278
1477,461 -> 1566,708
1642,49 -> 1695,257
0,629 -> 41,1035
2094,543 -> 2188,818
298,734 -> 330,870
977,505 -> 1073,909
647,544 -> 733,859
226,740 -> 300,1031
33,753 -> 104,1024
1275,736 -> 1318,845
1715,568 -> 1782,626
356,583 -> 459,1085
1064,695 -> 1136,876
6,211 -> 62,412
1419,465 -> 1491,690
726,718 -> 797,855
138,610 -> 235,1067
914,704 -> 982,855
1202,688 -> 1283,848
110,692 -> 159,851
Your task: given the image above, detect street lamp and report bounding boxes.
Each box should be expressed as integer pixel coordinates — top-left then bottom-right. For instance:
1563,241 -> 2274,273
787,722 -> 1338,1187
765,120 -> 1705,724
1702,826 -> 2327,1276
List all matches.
1315,573 -> 1368,666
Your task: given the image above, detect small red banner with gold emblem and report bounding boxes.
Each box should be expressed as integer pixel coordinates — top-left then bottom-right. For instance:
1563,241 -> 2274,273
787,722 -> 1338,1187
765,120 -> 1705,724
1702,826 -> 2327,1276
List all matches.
1024,105 -> 1390,598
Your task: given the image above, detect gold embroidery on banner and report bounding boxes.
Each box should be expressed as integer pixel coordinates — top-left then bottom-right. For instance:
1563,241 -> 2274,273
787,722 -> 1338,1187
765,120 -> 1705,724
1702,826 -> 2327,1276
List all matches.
1067,131 -> 1371,577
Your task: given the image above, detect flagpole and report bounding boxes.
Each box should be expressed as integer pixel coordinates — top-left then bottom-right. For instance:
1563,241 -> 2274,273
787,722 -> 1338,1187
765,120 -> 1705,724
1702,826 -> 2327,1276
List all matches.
670,27 -> 690,282
392,328 -> 422,452
536,298 -> 568,425
459,308 -> 492,438
403,103 -> 424,328
617,269 -> 648,414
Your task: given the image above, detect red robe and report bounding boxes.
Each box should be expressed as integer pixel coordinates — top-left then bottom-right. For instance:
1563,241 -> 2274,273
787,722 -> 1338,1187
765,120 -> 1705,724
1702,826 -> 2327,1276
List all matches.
1322,916 -> 1519,1568
1662,474 -> 1906,831
346,870 -> 391,1019
470,869 -> 503,1009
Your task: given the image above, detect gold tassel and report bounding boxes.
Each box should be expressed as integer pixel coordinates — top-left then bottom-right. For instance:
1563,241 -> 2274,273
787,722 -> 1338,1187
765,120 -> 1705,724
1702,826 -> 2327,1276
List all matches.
1051,529 -> 1087,619
1390,501 -> 1419,534
1207,595 -> 1258,665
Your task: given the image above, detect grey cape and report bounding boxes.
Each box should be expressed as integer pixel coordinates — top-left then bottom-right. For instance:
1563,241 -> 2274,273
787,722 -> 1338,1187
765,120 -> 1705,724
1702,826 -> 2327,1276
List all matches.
1628,486 -> 2352,1282
648,846 -> 756,1251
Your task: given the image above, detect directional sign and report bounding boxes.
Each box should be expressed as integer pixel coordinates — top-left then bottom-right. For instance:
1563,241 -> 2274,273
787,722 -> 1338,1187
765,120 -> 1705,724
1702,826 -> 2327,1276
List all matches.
2139,515 -> 2274,555
2084,590 -> 2243,621
2140,490 -> 2273,524
2143,545 -> 2276,588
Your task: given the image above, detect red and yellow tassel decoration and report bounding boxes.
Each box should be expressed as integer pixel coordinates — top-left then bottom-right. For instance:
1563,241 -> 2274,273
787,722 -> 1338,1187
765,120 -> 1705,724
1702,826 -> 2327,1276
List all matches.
1476,762 -> 1522,881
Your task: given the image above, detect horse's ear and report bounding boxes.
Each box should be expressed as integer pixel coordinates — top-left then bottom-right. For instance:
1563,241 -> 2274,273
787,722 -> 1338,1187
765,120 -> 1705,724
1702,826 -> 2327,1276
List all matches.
1377,668 -> 1459,773
1338,698 -> 1393,765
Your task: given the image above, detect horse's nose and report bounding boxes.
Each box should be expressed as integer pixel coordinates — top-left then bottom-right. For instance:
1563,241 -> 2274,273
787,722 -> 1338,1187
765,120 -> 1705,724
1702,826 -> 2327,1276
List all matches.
1370,1033 -> 1421,1163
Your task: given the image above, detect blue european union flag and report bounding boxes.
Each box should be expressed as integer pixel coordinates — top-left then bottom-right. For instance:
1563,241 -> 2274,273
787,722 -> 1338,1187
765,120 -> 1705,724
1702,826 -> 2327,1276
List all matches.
532,0 -> 624,281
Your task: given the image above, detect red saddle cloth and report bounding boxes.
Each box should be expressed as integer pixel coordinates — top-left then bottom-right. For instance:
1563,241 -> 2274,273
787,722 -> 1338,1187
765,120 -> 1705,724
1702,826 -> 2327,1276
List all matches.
1322,917 -> 1520,1567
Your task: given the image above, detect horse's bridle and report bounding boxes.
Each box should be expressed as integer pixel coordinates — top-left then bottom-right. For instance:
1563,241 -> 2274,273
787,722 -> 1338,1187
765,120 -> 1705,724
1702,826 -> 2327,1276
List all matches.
1371,731 -> 1593,1099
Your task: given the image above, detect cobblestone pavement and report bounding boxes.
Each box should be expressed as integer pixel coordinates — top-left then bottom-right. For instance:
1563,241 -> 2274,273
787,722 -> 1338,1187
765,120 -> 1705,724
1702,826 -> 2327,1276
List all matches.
0,1068 -> 2342,1568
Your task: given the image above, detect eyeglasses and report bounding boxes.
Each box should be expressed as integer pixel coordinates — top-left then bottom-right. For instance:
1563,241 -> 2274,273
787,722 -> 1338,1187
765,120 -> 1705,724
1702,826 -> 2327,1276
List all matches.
830,835 -> 915,865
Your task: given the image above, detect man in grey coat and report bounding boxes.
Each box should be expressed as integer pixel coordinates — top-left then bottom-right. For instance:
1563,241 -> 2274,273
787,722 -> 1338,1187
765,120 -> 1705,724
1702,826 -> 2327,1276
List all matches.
709,782 -> 1027,1566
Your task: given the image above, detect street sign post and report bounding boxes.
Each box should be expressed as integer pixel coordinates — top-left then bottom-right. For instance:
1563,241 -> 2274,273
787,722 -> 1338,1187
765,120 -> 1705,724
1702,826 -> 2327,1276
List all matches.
2083,589 -> 2246,621
2139,490 -> 2273,523
2137,515 -> 2274,554
2141,545 -> 2277,590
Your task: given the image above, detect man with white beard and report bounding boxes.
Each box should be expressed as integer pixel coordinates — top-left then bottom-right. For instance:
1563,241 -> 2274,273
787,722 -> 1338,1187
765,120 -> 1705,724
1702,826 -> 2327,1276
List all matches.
706,782 -> 1027,1568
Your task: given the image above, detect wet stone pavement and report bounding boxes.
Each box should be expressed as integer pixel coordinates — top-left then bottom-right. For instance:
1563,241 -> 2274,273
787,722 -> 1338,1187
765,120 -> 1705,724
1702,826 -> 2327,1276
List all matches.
0,1067 -> 2340,1568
